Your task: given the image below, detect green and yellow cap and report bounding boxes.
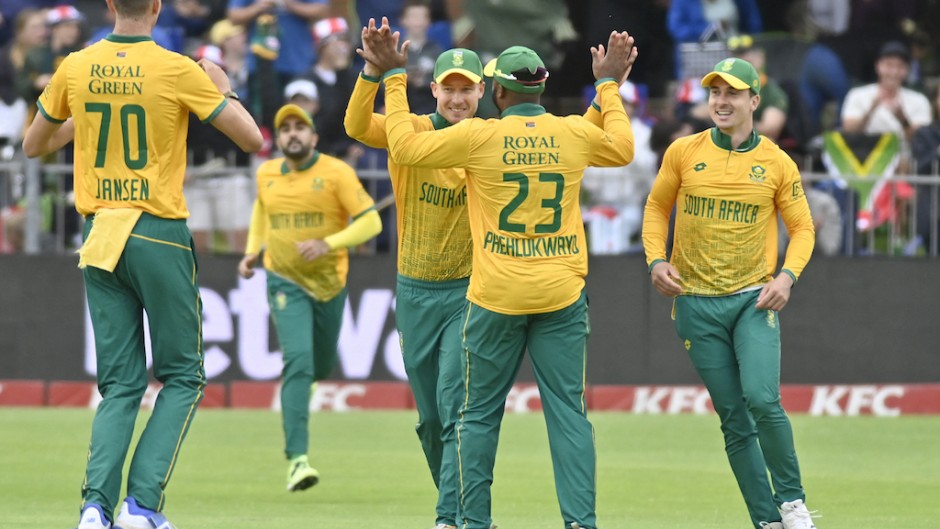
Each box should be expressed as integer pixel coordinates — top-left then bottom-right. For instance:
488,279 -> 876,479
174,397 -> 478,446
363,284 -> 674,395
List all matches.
483,45 -> 549,94
274,103 -> 314,130
701,57 -> 761,95
433,48 -> 483,83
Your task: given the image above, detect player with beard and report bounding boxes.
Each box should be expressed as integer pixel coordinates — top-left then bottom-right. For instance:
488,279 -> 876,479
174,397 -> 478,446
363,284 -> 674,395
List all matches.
238,103 -> 382,492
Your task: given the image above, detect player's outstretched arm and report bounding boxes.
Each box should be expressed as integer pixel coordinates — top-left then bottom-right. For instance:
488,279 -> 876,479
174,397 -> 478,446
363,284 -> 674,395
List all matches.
23,116 -> 74,158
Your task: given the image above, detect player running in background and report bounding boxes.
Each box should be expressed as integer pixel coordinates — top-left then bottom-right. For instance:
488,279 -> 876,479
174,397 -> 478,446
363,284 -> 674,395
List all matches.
344,44 -> 482,529
360,18 -> 636,529
238,103 -> 382,492
22,0 -> 262,527
642,57 -> 818,529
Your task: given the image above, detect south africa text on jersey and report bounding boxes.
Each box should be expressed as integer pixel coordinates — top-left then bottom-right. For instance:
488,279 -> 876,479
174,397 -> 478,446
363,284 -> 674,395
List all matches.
88,64 -> 144,95
483,231 -> 580,257
97,178 -> 150,200
419,183 -> 466,208
683,194 -> 760,224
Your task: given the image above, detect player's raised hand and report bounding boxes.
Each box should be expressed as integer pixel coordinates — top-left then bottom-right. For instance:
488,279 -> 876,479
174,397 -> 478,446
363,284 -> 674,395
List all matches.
197,58 -> 233,93
592,31 -> 638,83
356,16 -> 408,75
650,261 -> 683,298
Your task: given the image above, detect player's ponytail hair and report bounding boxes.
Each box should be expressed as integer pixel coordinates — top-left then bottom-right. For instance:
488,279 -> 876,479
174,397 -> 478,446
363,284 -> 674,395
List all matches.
113,0 -> 154,18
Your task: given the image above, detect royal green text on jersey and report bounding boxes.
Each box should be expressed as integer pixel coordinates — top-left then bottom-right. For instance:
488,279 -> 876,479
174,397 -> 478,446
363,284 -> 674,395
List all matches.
88,64 -> 144,95
502,135 -> 561,166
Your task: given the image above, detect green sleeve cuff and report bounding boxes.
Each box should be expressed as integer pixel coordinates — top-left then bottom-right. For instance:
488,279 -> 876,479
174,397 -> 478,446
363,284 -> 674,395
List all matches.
37,101 -> 66,124
781,269 -> 797,285
648,259 -> 666,274
360,71 -> 381,83
352,206 -> 376,220
594,78 -> 616,87
382,68 -> 407,80
590,101 -> 601,112
201,98 -> 228,124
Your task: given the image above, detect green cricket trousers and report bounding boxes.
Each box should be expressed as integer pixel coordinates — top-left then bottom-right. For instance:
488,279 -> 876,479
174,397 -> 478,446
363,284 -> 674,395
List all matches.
457,291 -> 595,529
395,274 -> 469,527
675,290 -> 806,529
266,273 -> 345,459
81,213 -> 205,520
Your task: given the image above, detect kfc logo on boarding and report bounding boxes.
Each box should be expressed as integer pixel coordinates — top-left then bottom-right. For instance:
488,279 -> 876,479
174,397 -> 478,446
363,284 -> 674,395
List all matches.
809,385 -> 904,417
83,272 -> 406,382
632,386 -> 712,414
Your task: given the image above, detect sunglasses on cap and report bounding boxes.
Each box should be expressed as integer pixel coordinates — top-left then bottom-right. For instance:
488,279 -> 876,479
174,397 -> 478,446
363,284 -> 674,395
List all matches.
496,66 -> 550,85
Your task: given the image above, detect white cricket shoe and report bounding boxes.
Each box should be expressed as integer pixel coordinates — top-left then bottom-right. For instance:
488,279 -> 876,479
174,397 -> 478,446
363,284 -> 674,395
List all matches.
781,499 -> 817,529
113,497 -> 177,529
77,504 -> 110,529
759,522 -> 784,529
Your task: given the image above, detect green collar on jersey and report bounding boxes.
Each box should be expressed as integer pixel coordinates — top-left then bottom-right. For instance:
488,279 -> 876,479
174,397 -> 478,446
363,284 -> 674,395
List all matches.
281,150 -> 320,174
429,112 -> 454,130
711,127 -> 761,152
105,34 -> 154,43
500,103 -> 546,118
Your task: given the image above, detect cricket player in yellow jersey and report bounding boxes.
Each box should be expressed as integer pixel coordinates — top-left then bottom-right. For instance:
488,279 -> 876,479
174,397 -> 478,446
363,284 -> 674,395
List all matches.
360,19 -> 636,529
344,45 -> 482,529
22,0 -> 262,528
642,58 -> 818,529
238,104 -> 382,492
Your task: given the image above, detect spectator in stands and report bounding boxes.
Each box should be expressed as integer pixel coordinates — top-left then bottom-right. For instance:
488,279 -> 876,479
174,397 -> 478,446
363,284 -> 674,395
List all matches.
400,0 -> 441,115
284,78 -> 319,118
306,17 -> 363,167
582,81 -> 657,254
667,0 -> 762,79
911,84 -> 940,254
18,6 -> 84,106
157,0 -> 213,52
210,19 -> 248,100
0,0 -> 55,47
227,0 -> 329,127
841,40 -> 931,161
0,9 -> 45,150
185,44 -> 254,253
803,0 -> 849,37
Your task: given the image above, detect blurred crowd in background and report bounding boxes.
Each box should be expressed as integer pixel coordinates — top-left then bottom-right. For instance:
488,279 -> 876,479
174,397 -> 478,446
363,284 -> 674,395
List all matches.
2,0 -> 940,257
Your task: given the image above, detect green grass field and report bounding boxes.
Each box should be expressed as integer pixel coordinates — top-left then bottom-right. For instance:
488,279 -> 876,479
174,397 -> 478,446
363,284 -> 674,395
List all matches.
1,409 -> 938,529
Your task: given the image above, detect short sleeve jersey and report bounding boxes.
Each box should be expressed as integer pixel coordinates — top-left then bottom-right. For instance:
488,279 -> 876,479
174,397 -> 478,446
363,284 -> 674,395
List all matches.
254,153 -> 375,301
37,35 -> 227,218
644,128 -> 815,295
345,75 -> 472,281
384,73 -> 633,314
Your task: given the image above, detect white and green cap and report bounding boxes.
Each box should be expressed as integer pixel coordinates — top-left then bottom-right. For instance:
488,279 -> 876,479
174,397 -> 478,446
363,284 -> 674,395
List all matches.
700,57 -> 761,95
482,45 -> 549,94
433,48 -> 483,83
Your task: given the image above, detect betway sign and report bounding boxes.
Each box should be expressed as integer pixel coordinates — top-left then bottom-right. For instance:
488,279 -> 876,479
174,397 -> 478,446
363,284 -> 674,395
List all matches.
83,271 -> 407,381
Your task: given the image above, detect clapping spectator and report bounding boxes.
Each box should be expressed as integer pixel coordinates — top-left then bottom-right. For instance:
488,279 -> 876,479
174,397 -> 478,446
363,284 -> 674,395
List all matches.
18,6 -> 84,106
0,9 -> 45,149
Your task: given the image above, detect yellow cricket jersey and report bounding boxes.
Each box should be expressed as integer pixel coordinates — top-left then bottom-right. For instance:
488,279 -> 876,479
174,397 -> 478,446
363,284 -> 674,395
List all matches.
384,72 -> 634,314
38,35 -> 227,218
344,74 -> 472,281
643,128 -> 816,296
250,153 -> 375,301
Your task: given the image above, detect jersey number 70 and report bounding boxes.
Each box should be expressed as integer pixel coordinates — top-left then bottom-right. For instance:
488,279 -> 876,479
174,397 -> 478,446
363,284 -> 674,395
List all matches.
85,102 -> 149,170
